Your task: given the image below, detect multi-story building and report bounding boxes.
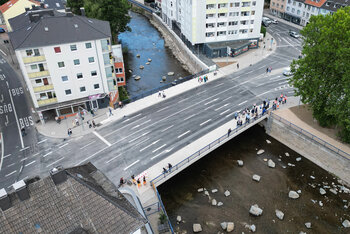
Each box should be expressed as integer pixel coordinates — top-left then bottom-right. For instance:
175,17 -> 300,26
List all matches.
270,0 -> 287,18
9,6 -> 119,119
161,0 -> 264,58
112,44 -> 126,87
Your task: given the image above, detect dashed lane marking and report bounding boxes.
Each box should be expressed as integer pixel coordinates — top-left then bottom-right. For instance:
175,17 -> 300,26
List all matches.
106,154 -> 122,164
131,125 -> 140,129
215,103 -> 229,111
177,130 -> 190,139
122,113 -> 142,123
5,170 -> 17,177
184,114 -> 197,121
238,100 -> 247,106
76,147 -> 109,166
93,131 -> 112,147
58,143 -> 69,149
200,119 -> 211,126
157,106 -> 170,112
129,131 -> 150,143
46,157 -> 64,168
204,104 -> 215,110
25,160 -> 35,167
220,109 -> 231,115
134,138 -> 150,147
43,151 -> 53,158
6,163 -> 15,168
214,83 -> 224,87
197,90 -> 206,95
20,157 -> 28,162
37,139 -> 47,144
223,97 -> 231,101
152,144 -> 167,153
124,159 -> 140,171
79,141 -> 96,149
204,98 -> 218,106
178,97 -> 190,103
19,146 -> 30,152
3,154 -> 11,159
161,125 -> 174,133
140,139 -> 160,152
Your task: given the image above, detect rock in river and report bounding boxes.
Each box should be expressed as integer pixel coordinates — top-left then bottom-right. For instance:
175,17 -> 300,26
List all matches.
250,224 -> 256,232
289,190 -> 300,199
224,190 -> 230,197
193,223 -> 202,232
257,149 -> 265,155
268,159 -> 276,168
217,202 -> 223,207
177,215 -> 182,222
320,188 -> 326,195
168,72 -> 175,76
342,219 -> 350,228
275,209 -> 284,220
198,188 -> 204,192
252,174 -> 261,182
266,139 -> 271,144
212,199 -> 217,206
249,204 -> 263,216
227,222 -> 234,232
305,222 -> 312,229
220,222 -> 227,230
211,189 -> 218,193
237,160 -> 244,166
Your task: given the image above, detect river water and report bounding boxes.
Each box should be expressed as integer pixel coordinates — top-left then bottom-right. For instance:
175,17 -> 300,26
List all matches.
119,12 -> 190,98
158,126 -> 350,233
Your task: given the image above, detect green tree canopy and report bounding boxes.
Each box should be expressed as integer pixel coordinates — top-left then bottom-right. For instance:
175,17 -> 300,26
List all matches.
67,0 -> 131,40
290,7 -> 350,142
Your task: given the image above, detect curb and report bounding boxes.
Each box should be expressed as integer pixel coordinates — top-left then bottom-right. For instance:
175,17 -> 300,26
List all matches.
0,132 -> 4,171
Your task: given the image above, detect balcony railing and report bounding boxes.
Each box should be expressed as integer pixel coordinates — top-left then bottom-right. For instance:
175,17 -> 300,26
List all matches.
33,84 -> 54,93
28,70 -> 50,78
37,97 -> 57,107
23,55 -> 46,64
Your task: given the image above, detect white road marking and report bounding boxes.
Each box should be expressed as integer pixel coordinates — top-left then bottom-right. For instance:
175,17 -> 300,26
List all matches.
8,87 -> 24,148
152,144 -> 167,153
46,157 -> 64,168
58,143 -> 69,149
215,103 -> 229,111
32,152 -> 40,156
197,90 -> 206,95
5,170 -> 17,177
279,81 -> 289,85
131,124 -> 140,129
223,97 -> 231,101
257,90 -> 271,97
157,106 -> 169,112
214,83 -> 224,87
20,176 -> 28,181
151,151 -> 165,160
140,139 -> 160,152
200,119 -> 211,126
20,157 -> 28,162
238,100 -> 247,106
226,112 -> 235,118
204,104 -> 215,110
74,136 -> 83,141
43,151 -> 53,158
79,141 -> 96,149
177,130 -> 190,138
0,133 -> 4,171
25,160 -> 35,167
204,98 -> 218,106
76,146 -> 110,166
3,154 -> 11,158
161,125 -> 174,132
246,70 -> 254,74
106,154 -> 122,164
184,114 -> 197,121
93,131 -> 111,146
258,65 -> 266,69
288,91 -> 294,94
220,109 -> 231,115
178,97 -> 190,103
129,131 -> 150,143
37,139 -> 47,144
124,159 -> 140,171
20,146 -> 30,151
134,138 -> 150,147
7,163 -> 15,168
143,119 -> 151,124
122,113 -> 142,123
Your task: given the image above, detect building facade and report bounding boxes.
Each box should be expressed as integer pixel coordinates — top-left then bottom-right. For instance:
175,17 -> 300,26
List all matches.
161,0 -> 264,58
9,7 -> 118,118
270,0 -> 287,18
112,44 -> 126,87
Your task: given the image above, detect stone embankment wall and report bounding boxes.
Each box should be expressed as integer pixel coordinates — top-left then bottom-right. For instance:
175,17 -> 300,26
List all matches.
263,117 -> 350,186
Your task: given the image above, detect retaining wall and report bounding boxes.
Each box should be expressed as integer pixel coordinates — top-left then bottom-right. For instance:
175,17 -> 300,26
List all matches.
264,117 -> 350,185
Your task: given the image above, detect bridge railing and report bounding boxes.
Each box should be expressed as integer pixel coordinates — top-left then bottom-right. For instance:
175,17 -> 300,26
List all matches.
270,112 -> 350,160
150,109 -> 270,186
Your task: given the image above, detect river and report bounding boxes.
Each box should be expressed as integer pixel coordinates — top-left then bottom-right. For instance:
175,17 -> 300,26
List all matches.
158,125 -> 350,233
118,12 -> 190,98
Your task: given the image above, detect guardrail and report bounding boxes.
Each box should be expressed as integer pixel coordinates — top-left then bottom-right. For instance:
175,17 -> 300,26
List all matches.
128,0 -> 154,13
270,112 -> 350,160
118,69 -> 210,107
150,108 -> 269,185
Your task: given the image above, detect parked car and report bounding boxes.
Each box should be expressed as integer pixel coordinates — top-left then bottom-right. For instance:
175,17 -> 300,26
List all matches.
271,19 -> 278,24
289,31 -> 300,38
283,67 -> 293,76
0,28 -> 6,33
262,17 -> 272,27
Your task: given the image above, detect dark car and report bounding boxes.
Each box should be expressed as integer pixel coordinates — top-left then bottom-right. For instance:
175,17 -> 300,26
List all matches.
0,28 -> 6,33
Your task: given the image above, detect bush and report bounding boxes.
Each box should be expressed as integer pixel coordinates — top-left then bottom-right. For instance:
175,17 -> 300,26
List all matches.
118,86 -> 129,101
159,212 -> 167,224
261,26 -> 266,37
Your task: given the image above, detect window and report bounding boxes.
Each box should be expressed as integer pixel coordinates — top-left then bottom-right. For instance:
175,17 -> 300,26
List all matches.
26,49 -> 33,56
205,32 -> 215,37
94,84 -> 100,89
251,20 -> 254,24
251,11 -> 255,15
206,4 -> 215,9
35,79 -> 42,84
242,2 -> 250,7
85,42 -> 92,49
218,3 -> 226,8
54,47 -> 61,53
61,76 -> 68,82
228,30 -> 237,35
115,68 -> 123,73
241,11 -> 250,16
229,12 -> 239,16
77,73 -> 83,79
218,13 -> 226,18
206,14 -> 215,19
80,86 -> 86,92
228,21 -> 238,26
217,31 -> 226,36
240,20 -> 248,25
252,1 -> 256,6
58,61 -> 65,68
73,59 -> 80,65
287,6 -> 290,11
88,57 -> 95,63
217,22 -> 226,27
70,45 -> 77,51
235,2 -> 240,7
297,10 -> 300,15
292,8 -> 295,13
206,23 -> 215,28
65,89 -> 72,95
91,70 -> 97,76
30,64 -> 38,70
239,29 -> 248,34
250,29 -> 253,33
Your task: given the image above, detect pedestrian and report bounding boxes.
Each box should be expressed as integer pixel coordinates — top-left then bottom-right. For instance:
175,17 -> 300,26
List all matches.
131,175 -> 136,185
143,176 -> 146,185
21,127 -> 26,136
266,67 -> 269,73
119,177 -> 124,186
87,120 -> 92,128
263,45 -> 266,49
92,120 -> 96,128
109,107 -> 113,116
67,128 -> 72,137
228,128 -> 232,137
137,178 -> 141,188
234,112 -> 238,120
163,167 -> 167,174
168,163 -> 172,172
162,91 -> 166,98
284,95 -> 287,104
158,91 -> 161,97
206,75 -> 209,82
246,113 -> 251,123
90,109 -> 95,117
269,67 -> 272,73
118,101 -> 123,108
237,63 -> 239,69
55,116 -> 61,124
75,118 -> 79,126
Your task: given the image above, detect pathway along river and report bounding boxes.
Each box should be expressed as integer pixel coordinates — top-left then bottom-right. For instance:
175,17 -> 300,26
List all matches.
158,125 -> 350,233
119,12 -> 190,98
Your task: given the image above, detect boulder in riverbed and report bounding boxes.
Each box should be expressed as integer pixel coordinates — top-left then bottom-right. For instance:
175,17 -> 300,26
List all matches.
198,188 -> 204,192
211,189 -> 218,193
220,222 -> 227,230
227,222 -> 234,232
275,209 -> 284,220
250,224 -> 256,232
285,152 -> 290,156
266,139 -> 271,144
289,191 -> 300,199
268,159 -> 276,168
212,199 -> 217,206
237,160 -> 244,166
177,216 -> 182,222
249,204 -> 263,216
252,174 -> 261,182
224,190 -> 230,197
148,58 -> 152,62
320,188 -> 326,195
305,222 -> 312,229
342,219 -> 350,228
204,191 -> 209,196
193,224 -> 202,232
257,149 -> 265,155
168,72 -> 175,76
296,157 -> 302,161
217,202 -> 223,207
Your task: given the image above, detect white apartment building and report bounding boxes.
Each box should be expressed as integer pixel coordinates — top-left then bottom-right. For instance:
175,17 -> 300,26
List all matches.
9,7 -> 118,118
162,0 -> 264,58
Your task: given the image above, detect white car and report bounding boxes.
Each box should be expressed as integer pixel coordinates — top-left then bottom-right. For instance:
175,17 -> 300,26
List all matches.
271,19 -> 278,24
289,31 -> 300,38
283,67 -> 293,76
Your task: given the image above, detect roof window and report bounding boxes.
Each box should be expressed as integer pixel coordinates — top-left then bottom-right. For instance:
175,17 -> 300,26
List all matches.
88,20 -> 93,23
27,26 -> 31,31
74,24 -> 78,28
44,27 -> 48,31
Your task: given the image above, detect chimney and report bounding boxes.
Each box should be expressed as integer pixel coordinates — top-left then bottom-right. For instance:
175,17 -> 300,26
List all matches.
50,166 -> 67,185
29,14 -> 40,23
40,3 -> 45,9
25,7 -> 30,12
31,4 -> 36,10
65,7 -> 71,12
0,188 -> 11,211
12,180 -> 30,201
80,7 -> 85,16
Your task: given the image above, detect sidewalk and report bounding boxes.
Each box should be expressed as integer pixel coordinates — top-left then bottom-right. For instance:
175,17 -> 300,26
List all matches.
36,33 -> 278,138
264,10 -> 304,31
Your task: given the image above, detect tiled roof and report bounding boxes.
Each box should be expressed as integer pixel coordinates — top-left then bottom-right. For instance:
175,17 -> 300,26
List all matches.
321,0 -> 349,11
304,0 -> 327,7
0,0 -> 40,13
0,163 -> 147,233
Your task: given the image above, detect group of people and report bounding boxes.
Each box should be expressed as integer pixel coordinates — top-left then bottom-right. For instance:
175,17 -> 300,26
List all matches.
266,67 -> 273,73
119,175 -> 147,188
163,163 -> 173,174
158,91 -> 166,98
272,94 -> 287,110
198,75 -> 209,83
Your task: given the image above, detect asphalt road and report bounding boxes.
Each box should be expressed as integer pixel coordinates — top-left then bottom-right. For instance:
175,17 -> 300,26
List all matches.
0,21 -> 302,189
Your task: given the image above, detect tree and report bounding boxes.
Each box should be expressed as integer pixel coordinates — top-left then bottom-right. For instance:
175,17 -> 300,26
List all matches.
289,7 -> 350,142
84,0 -> 131,41
66,0 -> 84,15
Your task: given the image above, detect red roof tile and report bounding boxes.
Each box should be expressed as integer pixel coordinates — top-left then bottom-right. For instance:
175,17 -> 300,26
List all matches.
0,0 -> 40,13
304,0 -> 327,8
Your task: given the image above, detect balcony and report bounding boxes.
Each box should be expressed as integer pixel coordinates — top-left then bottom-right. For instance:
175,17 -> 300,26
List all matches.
37,98 -> 57,107
28,70 -> 50,79
22,55 -> 46,64
33,84 -> 54,93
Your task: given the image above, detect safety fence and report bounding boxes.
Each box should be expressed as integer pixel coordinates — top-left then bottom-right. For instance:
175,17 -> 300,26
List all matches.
270,112 -> 350,160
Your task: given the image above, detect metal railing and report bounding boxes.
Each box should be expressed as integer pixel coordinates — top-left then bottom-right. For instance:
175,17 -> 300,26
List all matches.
152,183 -> 174,233
150,109 -> 269,185
143,201 -> 161,216
270,112 -> 350,160
118,69 -> 209,107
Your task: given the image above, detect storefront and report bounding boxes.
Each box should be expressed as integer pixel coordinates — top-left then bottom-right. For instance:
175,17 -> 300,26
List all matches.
204,39 -> 259,58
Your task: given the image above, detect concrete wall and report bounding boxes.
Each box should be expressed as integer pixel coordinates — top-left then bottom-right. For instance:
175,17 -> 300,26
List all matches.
264,117 -> 350,186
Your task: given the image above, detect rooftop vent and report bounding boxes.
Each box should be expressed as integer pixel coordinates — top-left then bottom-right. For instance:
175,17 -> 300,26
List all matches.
25,7 -> 30,12
80,7 -> 85,16
29,13 -> 40,23
40,3 -> 45,9
31,4 -> 36,10
12,180 -> 30,201
44,27 -> 48,31
50,166 -> 67,185
74,24 -> 78,28
0,188 -> 11,211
